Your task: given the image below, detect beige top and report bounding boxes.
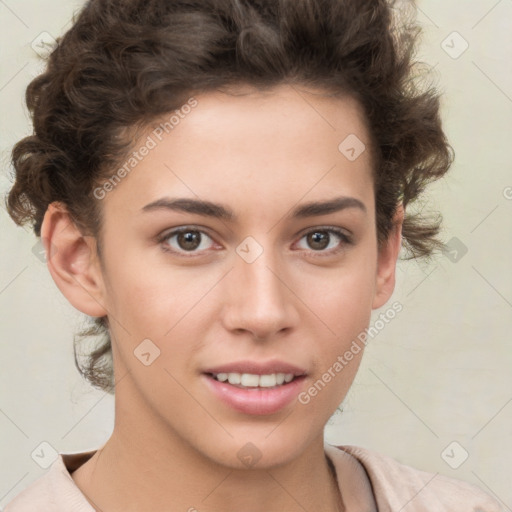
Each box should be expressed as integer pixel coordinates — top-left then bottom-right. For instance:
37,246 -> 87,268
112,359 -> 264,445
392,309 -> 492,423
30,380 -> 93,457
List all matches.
4,444 -> 504,511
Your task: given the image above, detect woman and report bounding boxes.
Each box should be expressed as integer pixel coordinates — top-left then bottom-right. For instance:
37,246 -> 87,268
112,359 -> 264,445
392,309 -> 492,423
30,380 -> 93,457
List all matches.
4,0 -> 504,510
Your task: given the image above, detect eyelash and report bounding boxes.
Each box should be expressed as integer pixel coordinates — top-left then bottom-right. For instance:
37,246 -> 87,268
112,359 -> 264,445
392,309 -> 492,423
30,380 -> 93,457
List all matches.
156,226 -> 353,259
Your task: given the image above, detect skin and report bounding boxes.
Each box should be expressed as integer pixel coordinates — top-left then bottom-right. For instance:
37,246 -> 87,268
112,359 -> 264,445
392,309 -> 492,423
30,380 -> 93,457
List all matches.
41,84 -> 403,512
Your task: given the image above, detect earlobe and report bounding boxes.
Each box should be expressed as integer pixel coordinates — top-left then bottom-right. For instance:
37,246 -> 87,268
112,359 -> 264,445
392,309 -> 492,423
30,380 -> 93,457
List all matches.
40,202 -> 108,318
372,204 -> 404,310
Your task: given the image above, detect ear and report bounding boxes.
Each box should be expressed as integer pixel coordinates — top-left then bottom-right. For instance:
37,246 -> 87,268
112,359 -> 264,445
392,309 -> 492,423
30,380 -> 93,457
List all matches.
40,202 -> 108,317
372,204 -> 404,310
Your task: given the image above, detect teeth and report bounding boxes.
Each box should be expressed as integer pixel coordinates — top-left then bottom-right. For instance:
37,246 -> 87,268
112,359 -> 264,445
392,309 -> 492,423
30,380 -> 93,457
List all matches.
213,372 -> 296,387
259,374 -> 276,387
241,373 -> 260,387
228,373 -> 241,385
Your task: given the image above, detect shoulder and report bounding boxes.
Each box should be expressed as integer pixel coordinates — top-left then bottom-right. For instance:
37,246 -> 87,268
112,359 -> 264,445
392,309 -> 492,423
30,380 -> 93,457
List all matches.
4,469 -> 54,512
4,451 -> 96,512
329,444 -> 505,512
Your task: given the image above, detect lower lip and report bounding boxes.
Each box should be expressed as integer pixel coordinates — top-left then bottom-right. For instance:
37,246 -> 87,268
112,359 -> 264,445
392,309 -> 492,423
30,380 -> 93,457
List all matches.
202,374 -> 306,415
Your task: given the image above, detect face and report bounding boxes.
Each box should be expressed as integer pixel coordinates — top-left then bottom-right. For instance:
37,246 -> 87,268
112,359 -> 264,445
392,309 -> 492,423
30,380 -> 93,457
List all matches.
58,84 -> 400,469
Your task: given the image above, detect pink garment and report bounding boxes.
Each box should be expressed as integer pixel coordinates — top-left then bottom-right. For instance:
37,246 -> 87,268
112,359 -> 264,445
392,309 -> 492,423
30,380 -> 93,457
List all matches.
4,444 -> 504,511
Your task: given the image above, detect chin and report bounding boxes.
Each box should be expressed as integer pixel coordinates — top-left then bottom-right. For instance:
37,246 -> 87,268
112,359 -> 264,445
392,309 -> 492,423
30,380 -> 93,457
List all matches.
202,427 -> 320,471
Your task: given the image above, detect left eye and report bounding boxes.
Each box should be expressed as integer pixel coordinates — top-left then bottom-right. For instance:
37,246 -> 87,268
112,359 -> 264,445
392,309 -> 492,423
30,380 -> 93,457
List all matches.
296,228 -> 351,254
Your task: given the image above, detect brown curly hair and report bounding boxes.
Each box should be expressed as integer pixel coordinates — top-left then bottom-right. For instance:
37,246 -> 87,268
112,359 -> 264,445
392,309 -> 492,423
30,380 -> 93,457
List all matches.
5,0 -> 453,393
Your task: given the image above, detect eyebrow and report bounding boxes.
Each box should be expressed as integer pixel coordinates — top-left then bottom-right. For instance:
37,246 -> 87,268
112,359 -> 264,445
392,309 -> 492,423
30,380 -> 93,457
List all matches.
141,196 -> 367,220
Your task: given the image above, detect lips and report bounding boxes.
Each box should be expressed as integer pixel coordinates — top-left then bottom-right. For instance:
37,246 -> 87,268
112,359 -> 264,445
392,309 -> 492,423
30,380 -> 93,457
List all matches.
201,360 -> 308,415
202,360 -> 307,376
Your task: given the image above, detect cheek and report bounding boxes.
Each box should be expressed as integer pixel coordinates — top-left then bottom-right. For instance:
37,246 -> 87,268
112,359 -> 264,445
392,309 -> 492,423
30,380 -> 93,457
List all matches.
101,239 -> 202,328
310,276 -> 372,379
294,252 -> 376,406
296,257 -> 377,339
102,252 -> 224,380
296,269 -> 374,421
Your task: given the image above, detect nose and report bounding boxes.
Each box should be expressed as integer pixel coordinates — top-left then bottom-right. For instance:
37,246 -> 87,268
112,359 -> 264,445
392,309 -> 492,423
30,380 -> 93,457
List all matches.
220,245 -> 300,340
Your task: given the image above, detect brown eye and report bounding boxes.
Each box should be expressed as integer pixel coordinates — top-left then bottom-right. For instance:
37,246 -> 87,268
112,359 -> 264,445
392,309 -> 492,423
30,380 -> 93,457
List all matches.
307,231 -> 330,250
159,227 -> 216,255
176,231 -> 202,251
296,227 -> 352,255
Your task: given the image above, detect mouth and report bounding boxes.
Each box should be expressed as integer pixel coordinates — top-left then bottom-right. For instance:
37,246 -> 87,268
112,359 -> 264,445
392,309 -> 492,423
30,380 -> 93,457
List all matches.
201,362 -> 308,415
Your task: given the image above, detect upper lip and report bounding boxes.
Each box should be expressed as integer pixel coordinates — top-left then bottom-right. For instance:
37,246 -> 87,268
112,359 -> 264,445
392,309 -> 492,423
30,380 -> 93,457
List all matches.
203,360 -> 308,376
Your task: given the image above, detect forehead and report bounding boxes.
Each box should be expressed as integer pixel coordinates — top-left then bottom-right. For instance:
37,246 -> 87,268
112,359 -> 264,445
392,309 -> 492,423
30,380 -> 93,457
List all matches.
101,84 -> 375,224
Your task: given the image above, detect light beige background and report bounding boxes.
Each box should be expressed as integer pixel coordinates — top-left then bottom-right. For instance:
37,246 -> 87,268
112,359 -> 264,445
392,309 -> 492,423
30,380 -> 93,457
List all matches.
1,0 -> 511,509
